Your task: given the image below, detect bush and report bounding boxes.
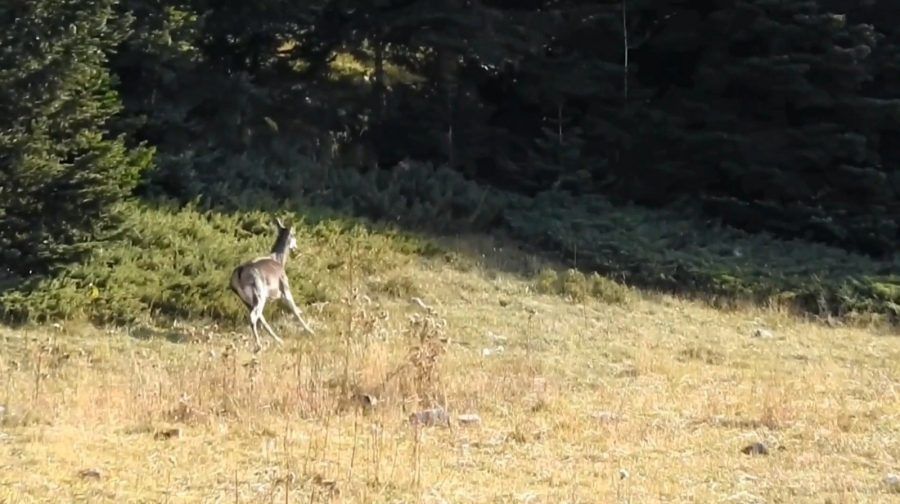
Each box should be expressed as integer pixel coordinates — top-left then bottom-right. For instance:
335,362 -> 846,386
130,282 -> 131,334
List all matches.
534,268 -> 632,304
506,190 -> 900,323
0,201 -> 426,326
143,148 -> 512,234
3,154 -> 898,328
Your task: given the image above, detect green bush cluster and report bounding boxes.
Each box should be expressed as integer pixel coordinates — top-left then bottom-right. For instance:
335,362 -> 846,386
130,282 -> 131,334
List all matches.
145,149 -> 512,235
533,268 -> 632,305
301,161 -> 511,233
3,156 -> 898,328
0,201 -> 423,326
505,191 -> 900,322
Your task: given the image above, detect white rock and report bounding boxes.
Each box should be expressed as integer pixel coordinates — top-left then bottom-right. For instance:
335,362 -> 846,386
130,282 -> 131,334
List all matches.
884,473 -> 900,491
457,413 -> 482,426
482,345 -> 505,357
409,407 -> 450,427
591,411 -> 624,424
751,328 -> 774,339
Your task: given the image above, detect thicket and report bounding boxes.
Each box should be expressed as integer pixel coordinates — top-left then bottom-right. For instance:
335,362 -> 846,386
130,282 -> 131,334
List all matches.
0,202 -> 436,325
3,156 -> 897,326
1,0 -> 899,328
505,191 -> 900,322
99,0 -> 900,256
0,0 -> 152,278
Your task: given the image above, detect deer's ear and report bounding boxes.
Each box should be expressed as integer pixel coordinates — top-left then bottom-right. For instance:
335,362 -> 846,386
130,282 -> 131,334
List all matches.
275,216 -> 286,229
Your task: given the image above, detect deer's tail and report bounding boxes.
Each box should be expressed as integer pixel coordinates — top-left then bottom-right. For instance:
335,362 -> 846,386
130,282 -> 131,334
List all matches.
230,265 -> 253,308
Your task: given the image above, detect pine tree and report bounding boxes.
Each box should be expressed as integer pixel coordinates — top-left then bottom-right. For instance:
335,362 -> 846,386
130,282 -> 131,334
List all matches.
0,0 -> 153,277
701,0 -> 897,255
602,0 -> 899,255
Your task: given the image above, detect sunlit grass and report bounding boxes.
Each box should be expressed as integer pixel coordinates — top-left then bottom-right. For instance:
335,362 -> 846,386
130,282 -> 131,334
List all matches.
2,235 -> 899,503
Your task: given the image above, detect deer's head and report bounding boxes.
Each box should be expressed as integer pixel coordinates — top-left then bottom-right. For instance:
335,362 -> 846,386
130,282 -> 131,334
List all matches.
275,217 -> 298,252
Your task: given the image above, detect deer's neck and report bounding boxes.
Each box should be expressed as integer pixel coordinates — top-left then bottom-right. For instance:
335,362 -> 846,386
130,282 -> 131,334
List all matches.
271,251 -> 288,265
270,233 -> 290,266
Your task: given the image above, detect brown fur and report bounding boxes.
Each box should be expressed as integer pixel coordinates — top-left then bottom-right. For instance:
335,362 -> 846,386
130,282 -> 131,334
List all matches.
230,219 -> 315,351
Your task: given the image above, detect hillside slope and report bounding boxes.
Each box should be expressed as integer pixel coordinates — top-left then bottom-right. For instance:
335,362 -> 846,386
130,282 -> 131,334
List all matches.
1,234 -> 898,503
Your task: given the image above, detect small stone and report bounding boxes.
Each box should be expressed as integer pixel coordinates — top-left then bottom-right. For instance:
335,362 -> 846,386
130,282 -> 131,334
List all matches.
616,367 -> 639,378
481,345 -> 504,357
409,407 -> 450,427
488,332 -> 508,344
751,328 -> 774,339
884,473 -> 900,492
741,442 -> 769,456
356,393 -> 378,409
311,474 -> 340,497
619,468 -> 630,480
78,468 -> 102,480
154,427 -> 182,441
591,411 -> 624,424
457,413 -> 482,426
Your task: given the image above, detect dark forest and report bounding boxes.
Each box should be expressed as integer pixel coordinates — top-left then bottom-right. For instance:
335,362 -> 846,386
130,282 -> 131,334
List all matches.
2,0 -> 899,325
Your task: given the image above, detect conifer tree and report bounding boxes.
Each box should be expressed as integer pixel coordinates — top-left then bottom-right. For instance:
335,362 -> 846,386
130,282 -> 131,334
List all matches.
599,0 -> 899,255
0,0 -> 153,277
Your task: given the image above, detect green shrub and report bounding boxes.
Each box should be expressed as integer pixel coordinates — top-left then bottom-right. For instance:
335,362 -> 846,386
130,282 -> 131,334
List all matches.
368,273 -> 421,299
4,151 -> 899,328
144,150 -> 512,235
0,201 -> 425,326
533,268 -> 632,304
507,190 -> 900,323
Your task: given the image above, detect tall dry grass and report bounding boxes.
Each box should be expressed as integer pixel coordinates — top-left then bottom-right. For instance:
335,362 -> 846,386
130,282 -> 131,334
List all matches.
2,239 -> 900,503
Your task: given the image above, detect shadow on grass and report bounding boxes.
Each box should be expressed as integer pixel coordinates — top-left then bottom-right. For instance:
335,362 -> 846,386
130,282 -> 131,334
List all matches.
129,326 -> 198,344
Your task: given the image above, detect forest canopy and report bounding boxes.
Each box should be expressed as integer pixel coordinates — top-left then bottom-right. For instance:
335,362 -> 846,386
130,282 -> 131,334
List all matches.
1,0 -> 899,323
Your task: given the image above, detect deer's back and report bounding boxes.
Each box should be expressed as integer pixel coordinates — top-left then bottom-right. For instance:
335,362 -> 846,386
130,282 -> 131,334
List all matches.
232,256 -> 287,301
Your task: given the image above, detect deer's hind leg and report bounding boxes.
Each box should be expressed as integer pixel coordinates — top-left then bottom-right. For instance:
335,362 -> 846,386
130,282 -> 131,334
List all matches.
247,293 -> 265,352
234,282 -> 264,352
258,312 -> 283,346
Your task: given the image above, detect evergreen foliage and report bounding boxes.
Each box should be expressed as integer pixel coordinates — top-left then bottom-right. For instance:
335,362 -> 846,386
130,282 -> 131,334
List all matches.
2,167 -> 896,326
504,190 -> 900,322
0,0 -> 153,278
1,0 -> 899,327
0,202 -> 426,325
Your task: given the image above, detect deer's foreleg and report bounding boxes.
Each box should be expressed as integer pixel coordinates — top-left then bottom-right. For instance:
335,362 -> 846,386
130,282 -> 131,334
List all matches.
252,296 -> 283,347
281,286 -> 315,335
258,313 -> 284,346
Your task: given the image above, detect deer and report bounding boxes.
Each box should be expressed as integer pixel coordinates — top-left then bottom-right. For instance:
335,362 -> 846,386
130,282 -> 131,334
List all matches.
230,217 -> 315,351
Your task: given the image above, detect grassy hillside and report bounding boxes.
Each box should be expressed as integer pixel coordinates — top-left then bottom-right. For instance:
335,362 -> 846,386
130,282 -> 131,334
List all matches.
3,170 -> 899,329
0,189 -> 898,502
5,11 -> 900,501
2,226 -> 899,502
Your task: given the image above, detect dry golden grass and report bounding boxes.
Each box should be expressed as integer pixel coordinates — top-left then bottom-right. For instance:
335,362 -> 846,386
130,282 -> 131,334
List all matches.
2,238 -> 900,503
